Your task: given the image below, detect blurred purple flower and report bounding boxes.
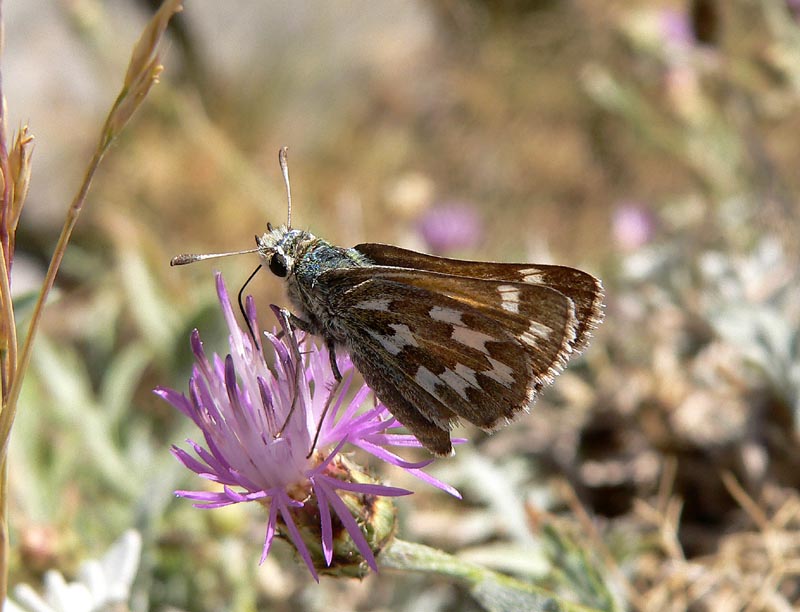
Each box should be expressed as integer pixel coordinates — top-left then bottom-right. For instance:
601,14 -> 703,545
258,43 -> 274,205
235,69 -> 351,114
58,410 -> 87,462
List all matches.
418,201 -> 483,254
612,202 -> 655,252
156,273 -> 459,579
660,8 -> 695,50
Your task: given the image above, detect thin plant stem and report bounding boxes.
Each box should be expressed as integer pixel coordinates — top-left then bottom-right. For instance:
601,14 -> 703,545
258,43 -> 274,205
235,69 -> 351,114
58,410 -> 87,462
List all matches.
0,1 -> 183,601
0,0 -> 12,416
0,243 -> 14,414
0,455 -> 7,605
0,0 -> 14,603
0,108 -> 109,612
0,141 -> 106,457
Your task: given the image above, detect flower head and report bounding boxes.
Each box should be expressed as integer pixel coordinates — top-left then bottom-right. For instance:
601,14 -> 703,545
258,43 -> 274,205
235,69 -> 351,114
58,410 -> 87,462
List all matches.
5,530 -> 141,612
418,201 -> 483,254
156,273 -> 458,579
659,8 -> 695,50
612,201 -> 656,252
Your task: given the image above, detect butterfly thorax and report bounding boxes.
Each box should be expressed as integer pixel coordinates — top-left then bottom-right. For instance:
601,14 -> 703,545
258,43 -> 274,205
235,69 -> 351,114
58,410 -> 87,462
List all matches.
257,225 -> 372,340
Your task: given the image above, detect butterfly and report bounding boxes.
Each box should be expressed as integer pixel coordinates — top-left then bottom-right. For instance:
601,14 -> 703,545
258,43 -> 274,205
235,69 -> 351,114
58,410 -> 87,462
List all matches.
172,148 -> 604,456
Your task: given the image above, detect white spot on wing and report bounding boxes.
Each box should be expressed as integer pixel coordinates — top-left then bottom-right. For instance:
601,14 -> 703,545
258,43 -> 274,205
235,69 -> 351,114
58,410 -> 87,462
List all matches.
518,268 -> 545,283
451,326 -> 495,354
389,323 -> 418,347
440,368 -> 470,400
482,356 -> 515,386
454,363 -> 480,388
355,298 -> 392,311
439,364 -> 481,401
429,306 -> 464,325
367,323 -> 418,355
520,321 -> 551,348
415,365 -> 441,398
497,284 -> 520,313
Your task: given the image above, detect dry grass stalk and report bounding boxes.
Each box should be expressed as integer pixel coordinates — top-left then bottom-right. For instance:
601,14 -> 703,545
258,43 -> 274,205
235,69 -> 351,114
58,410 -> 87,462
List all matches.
0,0 -> 183,603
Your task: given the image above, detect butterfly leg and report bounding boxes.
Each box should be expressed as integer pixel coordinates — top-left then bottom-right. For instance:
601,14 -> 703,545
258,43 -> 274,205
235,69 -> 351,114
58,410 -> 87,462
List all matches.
273,312 -> 314,340
303,339 -> 344,458
274,308 -> 345,456
280,311 -> 342,381
326,339 -> 342,381
306,360 -> 342,459
275,308 -> 312,437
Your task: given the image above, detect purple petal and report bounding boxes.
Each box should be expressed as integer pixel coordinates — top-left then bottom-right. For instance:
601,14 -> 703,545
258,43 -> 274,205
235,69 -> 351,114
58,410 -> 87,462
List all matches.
260,500 -> 280,564
336,380 -> 370,425
189,330 -> 216,385
271,305 -> 292,338
190,501 -> 238,509
175,490 -> 230,502
183,436 -> 263,491
215,273 -> 240,337
317,473 -> 411,498
244,295 -> 261,337
223,355 -> 242,411
352,439 -> 433,469
275,491 -> 319,582
264,329 -> 290,370
175,490 -> 242,509
314,482 -> 335,566
184,439 -> 233,482
364,433 -> 423,447
316,478 -> 378,572
189,375 -> 221,427
169,446 -> 218,478
228,488 -> 269,501
256,376 -> 278,433
222,486 -> 252,502
154,387 -> 194,419
402,468 -> 462,499
325,372 -> 353,421
308,438 -> 348,477
212,353 -> 226,383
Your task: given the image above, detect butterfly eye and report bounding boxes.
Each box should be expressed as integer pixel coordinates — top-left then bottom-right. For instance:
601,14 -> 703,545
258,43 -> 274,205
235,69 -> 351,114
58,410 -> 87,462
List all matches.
269,253 -> 288,277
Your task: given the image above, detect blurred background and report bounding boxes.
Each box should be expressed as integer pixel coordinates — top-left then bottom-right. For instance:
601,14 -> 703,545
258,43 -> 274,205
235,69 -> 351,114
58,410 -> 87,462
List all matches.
6,0 -> 800,610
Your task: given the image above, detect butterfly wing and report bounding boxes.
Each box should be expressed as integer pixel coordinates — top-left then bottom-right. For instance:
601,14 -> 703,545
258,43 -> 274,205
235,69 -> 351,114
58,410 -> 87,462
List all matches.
355,243 -> 604,352
317,265 -> 580,455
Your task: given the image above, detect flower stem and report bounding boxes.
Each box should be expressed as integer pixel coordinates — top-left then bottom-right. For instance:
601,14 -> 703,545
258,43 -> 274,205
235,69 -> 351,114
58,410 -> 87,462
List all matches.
0,1 -> 183,602
0,142 -> 106,457
0,110 -> 110,612
379,538 -> 601,612
0,456 -> 7,603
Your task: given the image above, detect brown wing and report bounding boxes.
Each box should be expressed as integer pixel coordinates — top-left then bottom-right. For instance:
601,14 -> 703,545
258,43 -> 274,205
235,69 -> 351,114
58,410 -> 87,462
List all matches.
354,243 -> 604,353
318,266 -> 578,455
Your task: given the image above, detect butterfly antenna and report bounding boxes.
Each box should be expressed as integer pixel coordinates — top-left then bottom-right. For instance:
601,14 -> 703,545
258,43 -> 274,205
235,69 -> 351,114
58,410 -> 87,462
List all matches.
170,247 -> 260,266
279,146 -> 292,227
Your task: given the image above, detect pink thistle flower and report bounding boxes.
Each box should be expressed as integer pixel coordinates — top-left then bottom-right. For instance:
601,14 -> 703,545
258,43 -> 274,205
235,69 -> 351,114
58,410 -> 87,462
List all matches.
155,273 -> 459,579
612,201 -> 656,252
418,201 -> 483,254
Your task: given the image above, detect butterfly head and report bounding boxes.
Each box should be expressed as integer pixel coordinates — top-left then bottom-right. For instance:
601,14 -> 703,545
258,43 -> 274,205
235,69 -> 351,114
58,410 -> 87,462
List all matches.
257,223 -> 313,279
